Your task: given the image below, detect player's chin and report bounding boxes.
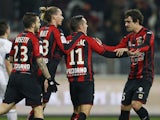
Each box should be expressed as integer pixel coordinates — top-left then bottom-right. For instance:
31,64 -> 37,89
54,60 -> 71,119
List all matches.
126,28 -> 131,32
58,22 -> 62,26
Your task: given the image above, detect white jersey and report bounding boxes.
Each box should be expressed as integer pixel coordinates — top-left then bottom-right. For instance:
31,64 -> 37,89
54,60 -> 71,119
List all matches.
0,38 -> 12,98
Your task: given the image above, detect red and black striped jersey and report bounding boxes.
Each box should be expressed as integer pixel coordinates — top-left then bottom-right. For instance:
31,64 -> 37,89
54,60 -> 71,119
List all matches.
105,27 -> 154,82
38,25 -> 67,53
37,25 -> 64,77
64,32 -> 108,82
10,31 -> 43,73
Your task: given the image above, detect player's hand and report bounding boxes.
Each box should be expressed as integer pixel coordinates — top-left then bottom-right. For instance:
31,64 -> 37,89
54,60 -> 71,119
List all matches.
47,78 -> 60,93
127,49 -> 140,56
114,48 -> 128,57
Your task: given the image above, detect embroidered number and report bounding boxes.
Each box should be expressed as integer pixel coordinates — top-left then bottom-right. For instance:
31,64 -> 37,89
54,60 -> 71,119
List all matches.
14,45 -> 28,62
43,39 -> 49,56
69,48 -> 84,65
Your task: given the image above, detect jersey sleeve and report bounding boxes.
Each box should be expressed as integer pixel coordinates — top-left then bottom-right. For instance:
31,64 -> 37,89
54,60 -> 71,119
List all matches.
53,28 -> 66,52
87,37 -> 106,54
87,37 -> 128,58
4,40 -> 12,59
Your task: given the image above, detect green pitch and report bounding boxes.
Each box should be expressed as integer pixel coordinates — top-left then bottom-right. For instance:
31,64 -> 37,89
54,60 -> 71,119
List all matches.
0,116 -> 160,120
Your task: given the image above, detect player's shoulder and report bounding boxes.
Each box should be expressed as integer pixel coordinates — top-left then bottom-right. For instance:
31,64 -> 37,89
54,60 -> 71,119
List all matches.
26,32 -> 39,44
141,27 -> 153,35
29,32 -> 38,39
49,25 -> 59,31
0,38 -> 11,44
2,39 -> 12,49
84,35 -> 95,42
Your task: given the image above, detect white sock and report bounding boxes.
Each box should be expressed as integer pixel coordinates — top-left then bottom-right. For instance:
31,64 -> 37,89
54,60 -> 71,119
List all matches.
7,109 -> 17,120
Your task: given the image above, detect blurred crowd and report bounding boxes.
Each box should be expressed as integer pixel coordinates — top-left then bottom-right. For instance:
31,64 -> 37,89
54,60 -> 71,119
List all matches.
0,0 -> 160,51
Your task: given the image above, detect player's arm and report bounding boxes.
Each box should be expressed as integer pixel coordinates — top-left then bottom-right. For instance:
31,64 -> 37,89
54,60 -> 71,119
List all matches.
36,57 -> 51,79
37,57 -> 59,93
102,49 -> 129,58
48,48 -> 64,78
34,36 -> 59,92
89,37 -> 128,58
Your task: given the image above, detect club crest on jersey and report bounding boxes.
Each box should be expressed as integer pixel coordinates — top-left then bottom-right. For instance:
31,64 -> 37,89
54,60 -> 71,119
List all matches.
136,36 -> 143,45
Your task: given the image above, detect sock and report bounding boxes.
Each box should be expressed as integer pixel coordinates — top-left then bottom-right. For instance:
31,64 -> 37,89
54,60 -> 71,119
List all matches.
7,109 -> 17,120
119,110 -> 130,120
27,110 -> 34,120
76,112 -> 86,120
134,107 -> 150,120
71,113 -> 77,120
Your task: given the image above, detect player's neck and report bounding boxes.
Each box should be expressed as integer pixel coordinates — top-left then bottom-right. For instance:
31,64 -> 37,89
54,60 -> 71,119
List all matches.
49,20 -> 57,27
134,25 -> 143,33
0,34 -> 7,39
24,28 -> 35,34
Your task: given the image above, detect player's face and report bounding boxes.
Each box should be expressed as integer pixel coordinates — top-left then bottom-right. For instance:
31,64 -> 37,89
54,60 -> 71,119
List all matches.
34,16 -> 41,33
53,9 -> 64,26
124,16 -> 136,32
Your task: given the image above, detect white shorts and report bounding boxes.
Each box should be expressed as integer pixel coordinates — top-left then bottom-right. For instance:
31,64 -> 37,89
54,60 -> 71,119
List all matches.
0,70 -> 9,98
0,84 -> 6,98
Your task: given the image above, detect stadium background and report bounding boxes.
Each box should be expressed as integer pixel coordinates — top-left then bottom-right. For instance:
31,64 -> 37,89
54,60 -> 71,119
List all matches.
0,0 -> 160,118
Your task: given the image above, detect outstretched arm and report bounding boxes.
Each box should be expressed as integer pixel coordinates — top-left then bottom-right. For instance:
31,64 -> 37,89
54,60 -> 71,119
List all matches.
101,50 -> 128,58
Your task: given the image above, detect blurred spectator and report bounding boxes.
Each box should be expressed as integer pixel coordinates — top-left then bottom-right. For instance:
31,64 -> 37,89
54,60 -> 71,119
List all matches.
102,20 -> 120,46
65,0 -> 91,19
130,0 -> 153,28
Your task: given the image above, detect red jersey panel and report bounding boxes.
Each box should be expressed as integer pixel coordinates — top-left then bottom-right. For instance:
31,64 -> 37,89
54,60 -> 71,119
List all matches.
10,31 -> 42,73
65,32 -> 106,82
39,25 -> 67,53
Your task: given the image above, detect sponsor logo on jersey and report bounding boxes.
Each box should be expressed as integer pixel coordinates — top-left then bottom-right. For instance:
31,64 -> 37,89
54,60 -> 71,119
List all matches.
66,67 -> 87,77
13,63 -> 30,71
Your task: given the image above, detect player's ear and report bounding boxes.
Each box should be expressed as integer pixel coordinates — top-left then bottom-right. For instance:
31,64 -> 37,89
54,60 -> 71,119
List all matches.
6,26 -> 10,36
52,15 -> 55,19
31,23 -> 36,28
79,24 -> 83,31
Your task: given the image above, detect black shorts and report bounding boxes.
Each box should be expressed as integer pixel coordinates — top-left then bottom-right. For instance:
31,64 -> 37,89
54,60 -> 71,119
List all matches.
70,81 -> 94,107
121,79 -> 152,105
38,75 -> 51,103
3,72 -> 42,106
